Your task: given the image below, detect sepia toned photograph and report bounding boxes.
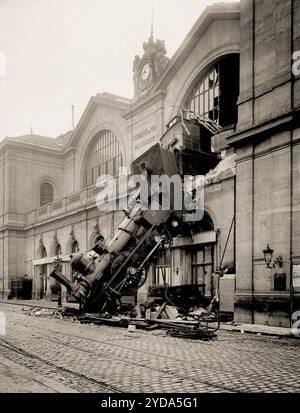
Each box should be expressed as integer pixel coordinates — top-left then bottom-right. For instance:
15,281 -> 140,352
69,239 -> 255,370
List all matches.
0,0 -> 299,403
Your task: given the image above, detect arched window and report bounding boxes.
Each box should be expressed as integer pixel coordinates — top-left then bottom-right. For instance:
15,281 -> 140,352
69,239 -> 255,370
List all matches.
37,240 -> 47,259
54,243 -> 62,256
84,130 -> 123,187
38,245 -> 47,259
186,65 -> 220,124
50,241 -> 62,257
194,211 -> 214,232
70,240 -> 80,254
40,182 -> 54,207
184,54 -> 239,127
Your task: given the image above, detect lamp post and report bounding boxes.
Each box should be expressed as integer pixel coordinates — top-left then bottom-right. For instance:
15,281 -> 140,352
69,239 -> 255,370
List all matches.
263,244 -> 283,269
263,245 -> 294,326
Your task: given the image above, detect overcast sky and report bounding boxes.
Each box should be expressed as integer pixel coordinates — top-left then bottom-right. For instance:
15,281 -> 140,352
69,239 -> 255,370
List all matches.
0,0 -> 238,140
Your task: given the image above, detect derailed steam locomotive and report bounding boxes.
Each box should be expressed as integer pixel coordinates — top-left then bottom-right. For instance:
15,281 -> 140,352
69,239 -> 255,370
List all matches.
50,117 -> 219,315
50,143 -> 191,314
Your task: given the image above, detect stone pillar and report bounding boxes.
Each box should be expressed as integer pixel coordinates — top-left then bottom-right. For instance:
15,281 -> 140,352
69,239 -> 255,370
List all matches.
237,0 -> 254,131
234,145 -> 254,324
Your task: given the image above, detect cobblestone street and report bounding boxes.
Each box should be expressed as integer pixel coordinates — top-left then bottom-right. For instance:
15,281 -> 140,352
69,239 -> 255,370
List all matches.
0,302 -> 299,393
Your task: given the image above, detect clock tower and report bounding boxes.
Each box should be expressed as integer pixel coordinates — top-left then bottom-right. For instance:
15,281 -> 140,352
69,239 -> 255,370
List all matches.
133,32 -> 169,100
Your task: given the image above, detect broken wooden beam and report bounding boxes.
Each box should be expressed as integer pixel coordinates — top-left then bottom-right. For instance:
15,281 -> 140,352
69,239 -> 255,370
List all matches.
152,302 -> 167,319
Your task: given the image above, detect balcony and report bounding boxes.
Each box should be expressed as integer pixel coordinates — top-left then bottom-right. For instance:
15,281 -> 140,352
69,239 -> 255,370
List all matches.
25,181 -> 131,228
25,186 -> 99,227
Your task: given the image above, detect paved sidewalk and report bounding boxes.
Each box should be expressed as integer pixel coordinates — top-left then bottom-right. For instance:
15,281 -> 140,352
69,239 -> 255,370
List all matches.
0,299 -> 294,337
219,322 -> 292,337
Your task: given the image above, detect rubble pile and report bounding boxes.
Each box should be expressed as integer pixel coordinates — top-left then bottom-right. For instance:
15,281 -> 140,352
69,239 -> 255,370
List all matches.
21,306 -> 82,324
21,306 -> 71,319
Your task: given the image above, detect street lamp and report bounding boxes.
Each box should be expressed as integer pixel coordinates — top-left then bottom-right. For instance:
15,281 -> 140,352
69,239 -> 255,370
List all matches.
263,244 -> 283,269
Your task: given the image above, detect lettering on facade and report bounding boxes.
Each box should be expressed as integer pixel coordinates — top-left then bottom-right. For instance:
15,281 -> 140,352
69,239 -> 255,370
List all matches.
133,125 -> 156,141
133,125 -> 157,153
134,136 -> 156,151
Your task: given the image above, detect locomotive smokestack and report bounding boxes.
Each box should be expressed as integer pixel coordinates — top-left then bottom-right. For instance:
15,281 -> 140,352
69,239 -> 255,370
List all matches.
49,268 -> 77,294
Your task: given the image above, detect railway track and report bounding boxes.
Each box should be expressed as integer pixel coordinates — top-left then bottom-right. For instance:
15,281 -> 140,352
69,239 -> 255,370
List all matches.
1,318 -> 239,393
0,337 -> 122,393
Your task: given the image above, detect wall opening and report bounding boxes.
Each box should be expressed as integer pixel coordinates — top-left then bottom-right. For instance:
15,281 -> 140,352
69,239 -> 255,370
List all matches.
183,53 -> 240,128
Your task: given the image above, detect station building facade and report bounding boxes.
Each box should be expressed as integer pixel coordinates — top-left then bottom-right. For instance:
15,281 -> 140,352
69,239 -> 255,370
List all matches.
1,0 -> 300,327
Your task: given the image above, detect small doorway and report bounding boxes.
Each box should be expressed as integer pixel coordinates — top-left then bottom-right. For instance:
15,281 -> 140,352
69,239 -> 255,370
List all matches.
36,241 -> 47,300
39,264 -> 47,299
191,244 -> 214,297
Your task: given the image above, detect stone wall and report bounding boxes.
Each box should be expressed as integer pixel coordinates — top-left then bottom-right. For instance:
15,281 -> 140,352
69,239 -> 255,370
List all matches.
232,0 -> 299,327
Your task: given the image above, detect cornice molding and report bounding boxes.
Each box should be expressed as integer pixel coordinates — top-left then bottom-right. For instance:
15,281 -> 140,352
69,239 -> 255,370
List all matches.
0,140 -> 64,157
227,112 -> 296,147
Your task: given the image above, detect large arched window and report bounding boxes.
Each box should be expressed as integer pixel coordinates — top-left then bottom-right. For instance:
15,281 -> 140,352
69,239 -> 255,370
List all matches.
186,65 -> 220,123
40,182 -> 54,207
184,54 -> 239,127
84,130 -> 123,187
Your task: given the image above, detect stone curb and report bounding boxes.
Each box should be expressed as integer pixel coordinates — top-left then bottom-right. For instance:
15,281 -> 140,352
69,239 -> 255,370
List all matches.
218,323 -> 293,338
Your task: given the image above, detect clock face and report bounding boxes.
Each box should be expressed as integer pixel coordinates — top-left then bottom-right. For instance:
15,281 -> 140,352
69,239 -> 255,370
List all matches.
141,63 -> 151,80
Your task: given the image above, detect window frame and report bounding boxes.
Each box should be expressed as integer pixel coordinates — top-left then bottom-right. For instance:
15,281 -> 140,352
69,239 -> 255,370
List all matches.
39,181 -> 54,207
185,64 -> 220,124
84,130 -> 123,188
